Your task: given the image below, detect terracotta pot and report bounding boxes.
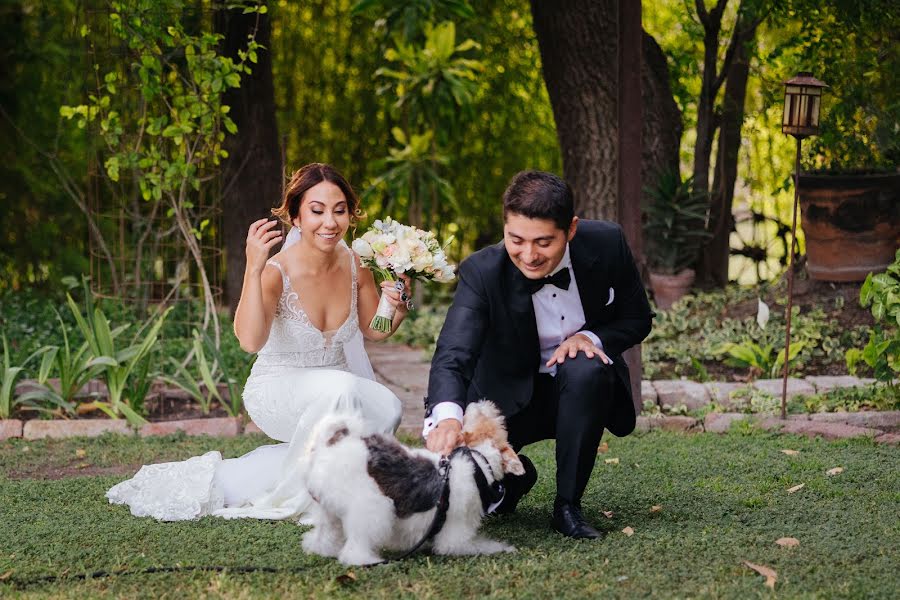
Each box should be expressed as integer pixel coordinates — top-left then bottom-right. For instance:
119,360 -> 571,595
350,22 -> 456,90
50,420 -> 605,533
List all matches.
798,171 -> 900,281
649,268 -> 695,310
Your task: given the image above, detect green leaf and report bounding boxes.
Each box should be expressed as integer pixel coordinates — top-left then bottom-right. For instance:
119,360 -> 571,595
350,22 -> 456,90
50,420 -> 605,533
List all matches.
38,347 -> 58,384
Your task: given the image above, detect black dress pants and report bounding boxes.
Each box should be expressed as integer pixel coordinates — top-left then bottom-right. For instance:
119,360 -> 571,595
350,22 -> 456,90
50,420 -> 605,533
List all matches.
506,354 -> 615,506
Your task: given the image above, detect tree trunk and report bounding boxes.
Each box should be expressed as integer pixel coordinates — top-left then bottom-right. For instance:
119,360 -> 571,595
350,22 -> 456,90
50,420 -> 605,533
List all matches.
215,5 -> 282,314
530,0 -> 618,218
529,1 -> 681,224
641,32 -> 683,216
703,18 -> 756,286
691,0 -> 731,198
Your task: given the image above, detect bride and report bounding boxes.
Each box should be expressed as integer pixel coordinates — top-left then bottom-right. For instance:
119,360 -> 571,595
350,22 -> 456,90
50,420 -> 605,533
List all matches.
107,163 -> 409,521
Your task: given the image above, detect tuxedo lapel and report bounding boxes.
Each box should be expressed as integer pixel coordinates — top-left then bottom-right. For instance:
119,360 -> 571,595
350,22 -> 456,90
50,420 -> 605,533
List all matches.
569,234 -> 601,321
502,252 -> 540,360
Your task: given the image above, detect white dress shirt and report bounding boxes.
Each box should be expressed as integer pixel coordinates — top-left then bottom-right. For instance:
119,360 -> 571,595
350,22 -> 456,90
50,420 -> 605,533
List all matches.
423,245 -> 602,437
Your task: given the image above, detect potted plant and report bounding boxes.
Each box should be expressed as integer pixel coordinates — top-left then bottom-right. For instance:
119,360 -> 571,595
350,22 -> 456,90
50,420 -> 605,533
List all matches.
791,3 -> 899,282
643,171 -> 712,309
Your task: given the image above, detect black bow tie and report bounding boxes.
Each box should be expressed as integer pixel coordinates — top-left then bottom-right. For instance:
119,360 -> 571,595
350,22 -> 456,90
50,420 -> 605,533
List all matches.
523,268 -> 571,294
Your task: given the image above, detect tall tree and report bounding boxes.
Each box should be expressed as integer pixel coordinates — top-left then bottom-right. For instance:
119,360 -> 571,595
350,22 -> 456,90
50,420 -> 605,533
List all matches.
701,6 -> 759,285
528,0 -> 681,222
215,4 -> 282,313
691,0 -> 764,286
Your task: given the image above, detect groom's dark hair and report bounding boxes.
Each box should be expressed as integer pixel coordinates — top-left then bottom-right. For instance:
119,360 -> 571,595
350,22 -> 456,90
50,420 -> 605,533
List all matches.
502,170 -> 574,231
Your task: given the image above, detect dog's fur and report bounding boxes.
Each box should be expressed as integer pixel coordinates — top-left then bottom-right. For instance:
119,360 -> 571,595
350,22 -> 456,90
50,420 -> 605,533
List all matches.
301,401 -> 525,565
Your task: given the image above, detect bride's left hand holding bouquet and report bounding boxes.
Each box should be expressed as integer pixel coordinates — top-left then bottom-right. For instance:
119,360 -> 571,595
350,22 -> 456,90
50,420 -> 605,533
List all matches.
352,217 -> 456,333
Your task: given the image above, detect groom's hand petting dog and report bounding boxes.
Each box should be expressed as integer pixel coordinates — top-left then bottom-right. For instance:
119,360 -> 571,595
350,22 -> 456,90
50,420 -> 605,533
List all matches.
301,401 -> 524,566
426,418 -> 463,456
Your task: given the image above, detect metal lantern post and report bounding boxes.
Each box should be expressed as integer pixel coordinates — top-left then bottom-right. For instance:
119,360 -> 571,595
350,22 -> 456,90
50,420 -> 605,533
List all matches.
780,72 -> 828,418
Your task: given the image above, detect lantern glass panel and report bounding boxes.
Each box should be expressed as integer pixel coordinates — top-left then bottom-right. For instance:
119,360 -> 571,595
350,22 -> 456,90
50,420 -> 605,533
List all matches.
810,96 -> 820,127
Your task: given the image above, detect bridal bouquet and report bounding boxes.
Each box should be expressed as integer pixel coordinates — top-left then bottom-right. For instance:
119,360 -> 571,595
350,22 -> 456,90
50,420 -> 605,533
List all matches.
352,217 -> 456,332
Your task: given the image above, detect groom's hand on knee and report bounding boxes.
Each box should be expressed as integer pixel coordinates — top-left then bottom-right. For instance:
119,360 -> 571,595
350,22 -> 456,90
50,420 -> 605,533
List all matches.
546,333 -> 612,368
426,419 -> 463,455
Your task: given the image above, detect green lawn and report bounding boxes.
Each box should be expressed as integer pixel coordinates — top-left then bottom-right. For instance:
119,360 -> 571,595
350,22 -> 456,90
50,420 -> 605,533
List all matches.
1,430 -> 898,599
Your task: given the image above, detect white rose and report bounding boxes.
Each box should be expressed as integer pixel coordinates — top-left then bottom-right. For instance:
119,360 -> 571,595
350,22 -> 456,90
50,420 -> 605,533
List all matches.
352,238 -> 374,257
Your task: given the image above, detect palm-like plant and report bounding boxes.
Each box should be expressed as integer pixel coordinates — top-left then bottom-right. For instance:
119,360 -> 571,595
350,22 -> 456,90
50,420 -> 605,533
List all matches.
376,21 -> 483,130
365,128 -> 455,230
352,0 -> 475,42
66,281 -> 171,427
644,171 -> 713,275
15,310 -> 108,417
0,336 -> 54,419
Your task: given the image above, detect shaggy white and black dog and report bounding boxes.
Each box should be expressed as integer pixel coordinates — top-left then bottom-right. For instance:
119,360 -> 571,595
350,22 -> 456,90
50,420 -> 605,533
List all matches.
301,401 -> 525,565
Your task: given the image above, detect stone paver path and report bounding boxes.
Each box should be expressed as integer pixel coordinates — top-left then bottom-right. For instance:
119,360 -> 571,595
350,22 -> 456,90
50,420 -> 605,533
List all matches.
366,341 -> 431,435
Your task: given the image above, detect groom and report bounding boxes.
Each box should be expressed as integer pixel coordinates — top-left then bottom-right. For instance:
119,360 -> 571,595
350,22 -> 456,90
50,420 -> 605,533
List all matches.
423,170 -> 653,539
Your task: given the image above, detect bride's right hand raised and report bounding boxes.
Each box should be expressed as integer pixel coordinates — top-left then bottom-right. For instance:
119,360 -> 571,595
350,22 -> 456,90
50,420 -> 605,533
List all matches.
246,218 -> 282,274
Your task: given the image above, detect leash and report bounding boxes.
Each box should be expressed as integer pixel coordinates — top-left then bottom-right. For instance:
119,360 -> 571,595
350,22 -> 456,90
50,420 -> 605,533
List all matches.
6,449 -> 503,586
4,564 -> 313,589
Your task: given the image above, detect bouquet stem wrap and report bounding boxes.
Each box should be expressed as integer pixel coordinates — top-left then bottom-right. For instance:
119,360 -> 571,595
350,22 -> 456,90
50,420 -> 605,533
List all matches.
370,272 -> 397,333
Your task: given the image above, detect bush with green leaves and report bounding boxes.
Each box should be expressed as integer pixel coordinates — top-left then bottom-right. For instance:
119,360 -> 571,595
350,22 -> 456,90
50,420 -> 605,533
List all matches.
1,335 -> 54,420
159,330 -> 254,417
1,284 -> 253,419
644,284 -> 869,380
65,281 -> 171,426
13,310 -> 109,418
846,250 -> 900,384
388,305 -> 449,357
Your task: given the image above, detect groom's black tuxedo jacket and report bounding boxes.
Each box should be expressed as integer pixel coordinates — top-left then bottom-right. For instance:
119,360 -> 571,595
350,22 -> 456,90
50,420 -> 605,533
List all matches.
426,220 -> 653,437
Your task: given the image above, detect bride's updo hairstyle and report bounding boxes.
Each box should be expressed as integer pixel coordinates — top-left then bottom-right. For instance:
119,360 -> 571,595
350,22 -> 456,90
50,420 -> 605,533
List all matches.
272,163 -> 365,227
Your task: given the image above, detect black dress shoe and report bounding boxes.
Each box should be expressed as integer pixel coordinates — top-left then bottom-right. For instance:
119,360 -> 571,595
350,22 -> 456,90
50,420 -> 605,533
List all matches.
492,454 -> 537,515
551,503 -> 603,539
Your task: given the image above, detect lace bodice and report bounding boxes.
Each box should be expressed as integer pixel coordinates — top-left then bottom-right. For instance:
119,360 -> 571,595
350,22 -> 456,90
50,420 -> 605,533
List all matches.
255,246 -> 359,370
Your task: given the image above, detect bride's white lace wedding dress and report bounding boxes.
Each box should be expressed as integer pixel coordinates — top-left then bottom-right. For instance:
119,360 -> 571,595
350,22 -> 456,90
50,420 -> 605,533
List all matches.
106,245 -> 402,521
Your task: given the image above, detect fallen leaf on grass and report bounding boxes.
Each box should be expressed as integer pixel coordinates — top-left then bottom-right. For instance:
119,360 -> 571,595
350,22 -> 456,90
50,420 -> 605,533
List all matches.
780,449 -> 800,456
0,570 -> 12,581
615,575 -> 629,582
622,526 -> 634,536
335,571 -> 357,585
21,446 -> 30,453
597,441 -> 609,453
826,467 -> 844,476
604,458 -> 619,465
650,505 -> 662,513
775,537 -> 800,547
75,448 -> 86,458
602,511 -> 614,519
787,483 -> 805,494
743,561 -> 777,589
75,462 -> 90,469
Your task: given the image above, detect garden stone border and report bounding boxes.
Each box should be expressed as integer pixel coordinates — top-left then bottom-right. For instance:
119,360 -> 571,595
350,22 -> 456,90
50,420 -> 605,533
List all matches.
6,417 -> 269,442
1,374 -> 895,444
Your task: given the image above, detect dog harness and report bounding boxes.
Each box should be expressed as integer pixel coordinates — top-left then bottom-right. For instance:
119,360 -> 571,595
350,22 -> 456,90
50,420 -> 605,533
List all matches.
388,446 -> 505,563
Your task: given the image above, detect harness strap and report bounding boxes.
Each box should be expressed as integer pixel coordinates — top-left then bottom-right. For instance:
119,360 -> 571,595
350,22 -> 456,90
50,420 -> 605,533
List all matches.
377,447 -> 503,564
